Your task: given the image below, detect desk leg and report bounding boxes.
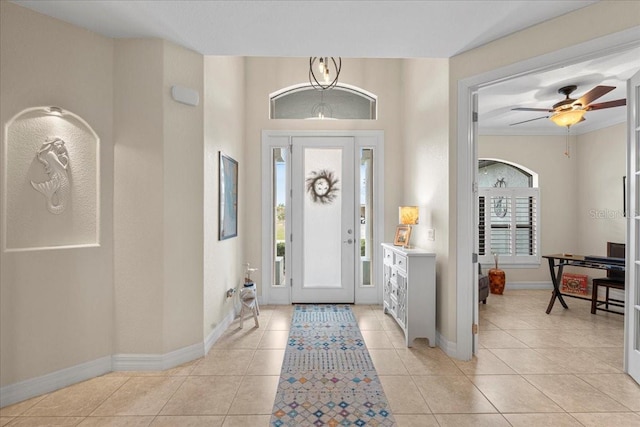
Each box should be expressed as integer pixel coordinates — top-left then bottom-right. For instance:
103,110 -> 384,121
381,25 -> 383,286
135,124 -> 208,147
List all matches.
546,259 -> 568,314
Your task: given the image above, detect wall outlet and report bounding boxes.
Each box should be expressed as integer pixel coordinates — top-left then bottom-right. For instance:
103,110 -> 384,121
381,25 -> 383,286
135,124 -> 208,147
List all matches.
427,228 -> 435,241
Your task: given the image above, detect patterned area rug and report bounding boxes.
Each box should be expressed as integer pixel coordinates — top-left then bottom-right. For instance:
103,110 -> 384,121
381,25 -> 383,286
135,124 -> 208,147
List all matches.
271,305 -> 396,426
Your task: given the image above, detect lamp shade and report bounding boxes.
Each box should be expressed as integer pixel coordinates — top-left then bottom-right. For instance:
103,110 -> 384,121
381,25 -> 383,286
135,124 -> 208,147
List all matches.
399,206 -> 419,225
549,109 -> 585,127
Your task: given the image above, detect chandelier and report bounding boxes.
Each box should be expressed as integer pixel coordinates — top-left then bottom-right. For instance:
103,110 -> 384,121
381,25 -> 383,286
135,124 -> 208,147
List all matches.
309,57 -> 341,91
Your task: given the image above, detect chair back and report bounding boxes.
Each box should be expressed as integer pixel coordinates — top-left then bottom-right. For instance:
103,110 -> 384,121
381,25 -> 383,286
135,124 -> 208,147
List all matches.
607,242 -> 625,280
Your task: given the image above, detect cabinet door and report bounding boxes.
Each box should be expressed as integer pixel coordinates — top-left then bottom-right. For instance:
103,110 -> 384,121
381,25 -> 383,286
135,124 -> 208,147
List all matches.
383,264 -> 392,306
396,272 -> 407,327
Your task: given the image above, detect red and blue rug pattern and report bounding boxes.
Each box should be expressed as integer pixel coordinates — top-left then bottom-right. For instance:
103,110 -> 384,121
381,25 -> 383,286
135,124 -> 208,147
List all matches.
270,305 -> 396,426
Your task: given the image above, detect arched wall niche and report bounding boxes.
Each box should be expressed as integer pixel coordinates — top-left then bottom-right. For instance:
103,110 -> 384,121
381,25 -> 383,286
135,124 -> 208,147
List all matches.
2,106 -> 100,251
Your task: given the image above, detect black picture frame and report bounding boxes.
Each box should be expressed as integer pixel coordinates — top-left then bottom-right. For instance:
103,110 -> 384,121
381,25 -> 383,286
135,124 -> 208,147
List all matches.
219,152 -> 238,240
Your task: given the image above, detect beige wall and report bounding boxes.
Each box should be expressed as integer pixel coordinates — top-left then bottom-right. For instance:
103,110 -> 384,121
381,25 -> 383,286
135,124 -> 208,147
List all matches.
1,2 -> 210,395
162,41 -> 205,353
577,123 -> 626,255
0,2 -> 114,385
243,57 -> 405,297
114,38 -> 206,355
114,38 -> 165,354
401,59 -> 451,337
204,56 -> 246,333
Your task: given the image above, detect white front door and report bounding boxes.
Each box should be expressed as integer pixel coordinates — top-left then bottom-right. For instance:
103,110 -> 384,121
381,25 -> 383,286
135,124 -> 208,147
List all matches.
626,69 -> 640,384
290,136 -> 356,303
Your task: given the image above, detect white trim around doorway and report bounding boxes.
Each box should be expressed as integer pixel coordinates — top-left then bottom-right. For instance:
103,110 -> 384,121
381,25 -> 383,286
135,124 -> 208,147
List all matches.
261,130 -> 385,306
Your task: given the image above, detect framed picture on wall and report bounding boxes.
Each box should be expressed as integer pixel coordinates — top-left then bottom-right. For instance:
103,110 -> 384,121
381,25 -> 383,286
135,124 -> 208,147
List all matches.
219,152 -> 238,240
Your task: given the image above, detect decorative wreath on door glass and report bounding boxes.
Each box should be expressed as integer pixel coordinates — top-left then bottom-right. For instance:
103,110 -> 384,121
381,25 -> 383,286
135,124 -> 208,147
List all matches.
306,169 -> 340,204
493,177 -> 508,218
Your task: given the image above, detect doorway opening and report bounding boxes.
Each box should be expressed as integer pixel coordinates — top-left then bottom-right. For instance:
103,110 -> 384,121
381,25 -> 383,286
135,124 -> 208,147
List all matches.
261,131 -> 384,305
456,29 -> 640,363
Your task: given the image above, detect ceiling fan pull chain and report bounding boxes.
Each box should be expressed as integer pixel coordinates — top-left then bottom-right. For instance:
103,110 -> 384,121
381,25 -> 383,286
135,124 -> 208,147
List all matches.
565,127 -> 571,158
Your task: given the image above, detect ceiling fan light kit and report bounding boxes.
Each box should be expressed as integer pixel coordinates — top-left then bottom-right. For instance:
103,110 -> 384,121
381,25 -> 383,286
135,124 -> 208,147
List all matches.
550,108 -> 586,127
511,84 -> 626,129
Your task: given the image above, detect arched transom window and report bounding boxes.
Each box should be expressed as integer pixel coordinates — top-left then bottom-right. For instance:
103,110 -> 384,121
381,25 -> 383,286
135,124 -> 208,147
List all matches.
270,83 -> 377,120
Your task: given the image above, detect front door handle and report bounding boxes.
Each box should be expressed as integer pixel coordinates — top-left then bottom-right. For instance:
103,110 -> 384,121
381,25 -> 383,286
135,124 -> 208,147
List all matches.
344,238 -> 354,244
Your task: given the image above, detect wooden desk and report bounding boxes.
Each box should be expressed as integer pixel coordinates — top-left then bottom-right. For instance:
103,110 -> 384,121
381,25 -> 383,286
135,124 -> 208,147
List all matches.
542,254 -> 625,314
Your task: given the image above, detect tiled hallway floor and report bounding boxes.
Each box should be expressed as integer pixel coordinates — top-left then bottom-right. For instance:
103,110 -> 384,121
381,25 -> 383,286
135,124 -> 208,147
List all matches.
2,290 -> 640,426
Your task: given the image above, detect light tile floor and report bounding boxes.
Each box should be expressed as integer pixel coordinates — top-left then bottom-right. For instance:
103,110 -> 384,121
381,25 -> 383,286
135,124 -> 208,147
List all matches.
2,290 -> 640,426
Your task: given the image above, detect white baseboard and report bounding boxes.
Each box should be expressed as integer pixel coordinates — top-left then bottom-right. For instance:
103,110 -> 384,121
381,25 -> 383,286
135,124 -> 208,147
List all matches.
437,331 -> 456,359
0,308 -> 239,409
506,281 -> 553,290
0,356 -> 112,408
111,341 -> 205,372
204,308 -> 236,354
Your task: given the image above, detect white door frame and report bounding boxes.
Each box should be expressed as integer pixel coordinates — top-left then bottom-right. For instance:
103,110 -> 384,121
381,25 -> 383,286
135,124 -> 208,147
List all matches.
456,28 -> 640,361
626,68 -> 640,382
261,130 -> 384,305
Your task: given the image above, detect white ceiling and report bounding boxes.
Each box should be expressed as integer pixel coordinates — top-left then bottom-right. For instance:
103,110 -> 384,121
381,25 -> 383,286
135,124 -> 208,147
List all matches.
478,46 -> 640,136
13,0 -> 640,134
13,0 -> 596,58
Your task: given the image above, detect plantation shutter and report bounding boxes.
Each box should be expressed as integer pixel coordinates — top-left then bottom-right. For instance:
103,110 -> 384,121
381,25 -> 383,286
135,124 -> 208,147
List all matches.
478,187 -> 539,266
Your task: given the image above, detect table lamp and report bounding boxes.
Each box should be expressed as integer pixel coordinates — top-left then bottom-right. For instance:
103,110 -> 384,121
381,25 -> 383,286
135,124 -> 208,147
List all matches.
399,206 -> 419,248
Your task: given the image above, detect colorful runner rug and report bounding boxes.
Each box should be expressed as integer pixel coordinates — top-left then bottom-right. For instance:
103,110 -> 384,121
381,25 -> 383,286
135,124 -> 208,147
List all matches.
270,305 -> 396,426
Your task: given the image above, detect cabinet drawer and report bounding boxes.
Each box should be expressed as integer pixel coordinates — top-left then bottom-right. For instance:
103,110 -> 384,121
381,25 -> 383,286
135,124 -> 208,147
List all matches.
383,248 -> 395,265
395,254 -> 407,271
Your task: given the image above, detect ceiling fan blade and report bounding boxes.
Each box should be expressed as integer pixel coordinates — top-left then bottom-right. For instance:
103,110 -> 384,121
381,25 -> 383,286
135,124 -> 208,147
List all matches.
575,85 -> 615,107
509,116 -> 549,126
512,107 -> 554,112
587,99 -> 626,110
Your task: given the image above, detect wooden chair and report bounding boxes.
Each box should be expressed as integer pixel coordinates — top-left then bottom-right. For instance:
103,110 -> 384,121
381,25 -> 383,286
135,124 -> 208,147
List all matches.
591,242 -> 625,315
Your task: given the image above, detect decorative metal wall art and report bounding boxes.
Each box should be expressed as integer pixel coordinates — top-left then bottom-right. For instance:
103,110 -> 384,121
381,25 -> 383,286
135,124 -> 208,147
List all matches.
306,169 -> 339,204
493,177 -> 507,218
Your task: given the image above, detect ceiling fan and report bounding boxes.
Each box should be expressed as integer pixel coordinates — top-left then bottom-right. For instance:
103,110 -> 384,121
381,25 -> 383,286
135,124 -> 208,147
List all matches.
510,85 -> 626,127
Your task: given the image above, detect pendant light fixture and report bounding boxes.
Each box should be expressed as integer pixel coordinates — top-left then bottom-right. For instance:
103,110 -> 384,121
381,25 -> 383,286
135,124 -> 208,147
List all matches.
309,57 -> 341,91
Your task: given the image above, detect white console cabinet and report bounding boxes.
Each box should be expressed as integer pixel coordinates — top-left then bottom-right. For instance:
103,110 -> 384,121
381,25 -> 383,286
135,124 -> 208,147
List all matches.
381,243 -> 436,347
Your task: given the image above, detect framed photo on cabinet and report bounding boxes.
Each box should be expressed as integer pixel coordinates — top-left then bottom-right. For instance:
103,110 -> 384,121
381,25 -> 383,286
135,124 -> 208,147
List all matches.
394,225 -> 411,246
219,152 -> 238,240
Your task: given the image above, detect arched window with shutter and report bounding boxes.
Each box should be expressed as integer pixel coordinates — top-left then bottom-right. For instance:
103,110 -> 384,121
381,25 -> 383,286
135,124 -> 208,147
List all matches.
478,159 -> 540,267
